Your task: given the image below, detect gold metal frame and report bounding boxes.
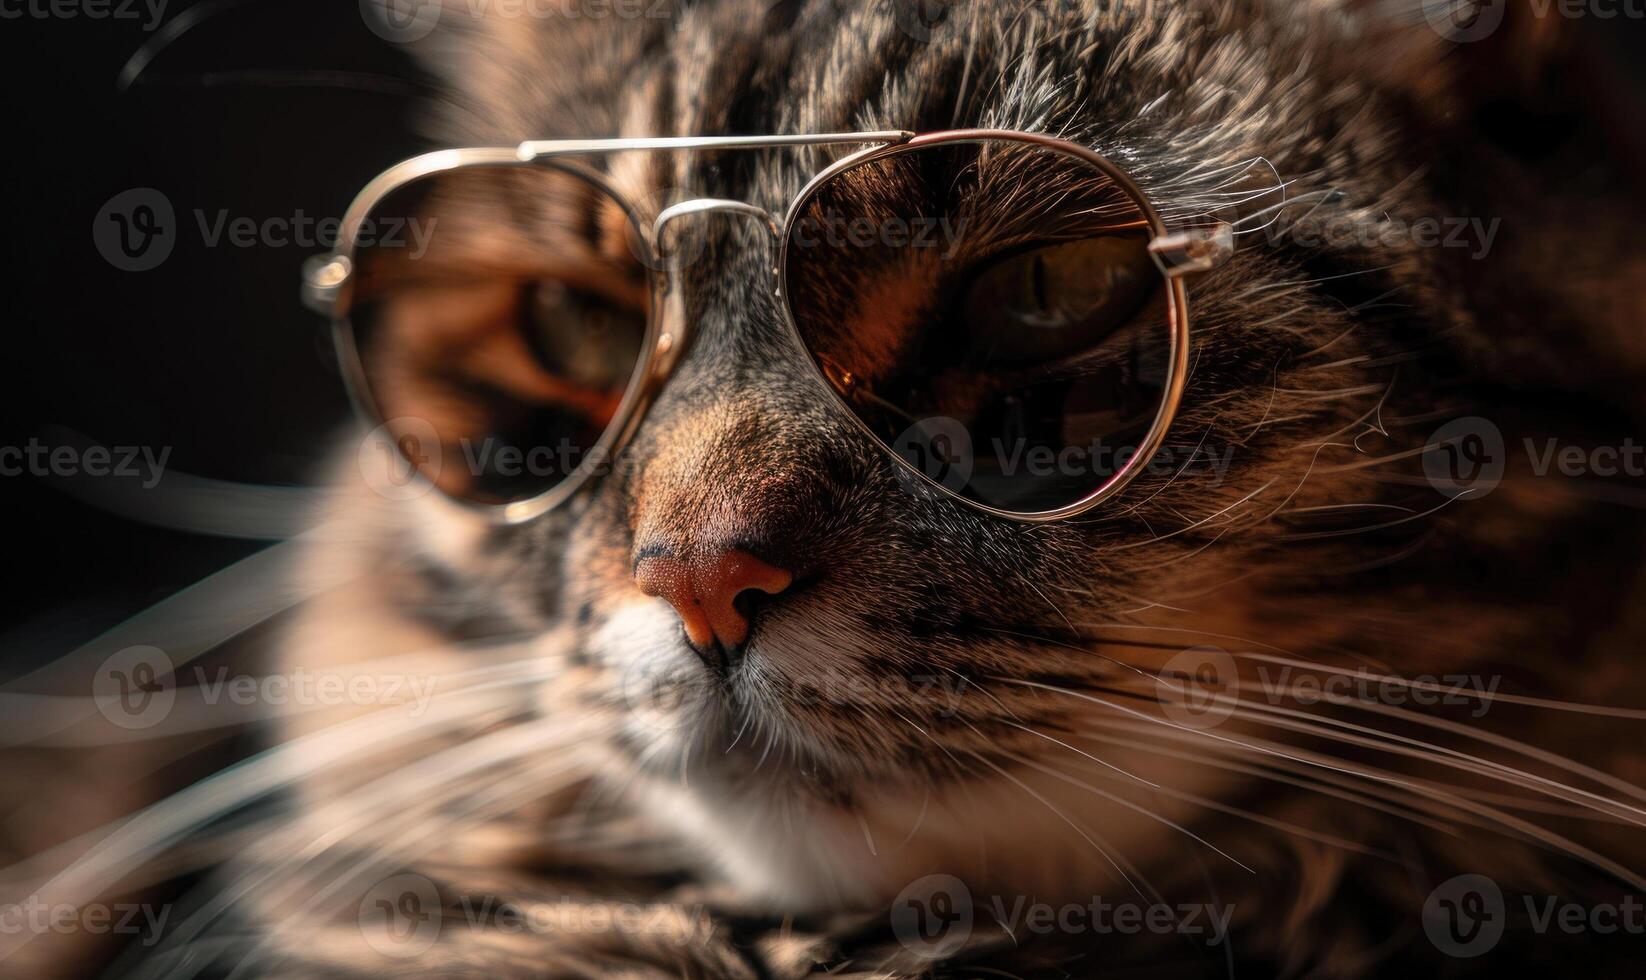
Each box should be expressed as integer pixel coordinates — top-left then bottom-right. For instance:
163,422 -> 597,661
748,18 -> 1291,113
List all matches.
303,130 -> 1231,524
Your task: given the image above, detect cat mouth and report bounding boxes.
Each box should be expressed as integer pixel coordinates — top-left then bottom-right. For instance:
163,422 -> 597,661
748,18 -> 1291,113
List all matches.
611,678 -> 844,786
597,588 -> 935,785
608,641 -> 867,783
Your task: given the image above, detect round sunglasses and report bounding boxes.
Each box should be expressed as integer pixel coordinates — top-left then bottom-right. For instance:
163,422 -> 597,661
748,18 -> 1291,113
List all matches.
302,130 -> 1232,523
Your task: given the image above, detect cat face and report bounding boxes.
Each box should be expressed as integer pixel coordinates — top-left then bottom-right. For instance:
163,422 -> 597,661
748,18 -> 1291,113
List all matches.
364,0 -> 1546,912
391,0 -> 1426,768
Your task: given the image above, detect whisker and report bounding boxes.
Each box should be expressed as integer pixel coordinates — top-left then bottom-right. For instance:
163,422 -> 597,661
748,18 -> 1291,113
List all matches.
1038,742 -> 1399,862
212,726 -> 598,976
957,743 -> 1158,907
1232,652 -> 1646,722
4,664 -> 562,915
1125,682 -> 1646,828
994,747 -> 1254,873
994,676 -> 1646,889
1077,722 -> 1464,838
6,640 -> 548,747
999,719 -> 1158,788
1080,715 -> 1646,887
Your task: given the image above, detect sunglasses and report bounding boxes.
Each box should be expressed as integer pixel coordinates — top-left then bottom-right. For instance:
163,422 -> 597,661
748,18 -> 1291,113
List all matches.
302,130 -> 1232,523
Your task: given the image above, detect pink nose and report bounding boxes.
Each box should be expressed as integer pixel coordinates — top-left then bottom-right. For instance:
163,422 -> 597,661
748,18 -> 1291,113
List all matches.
633,548 -> 794,659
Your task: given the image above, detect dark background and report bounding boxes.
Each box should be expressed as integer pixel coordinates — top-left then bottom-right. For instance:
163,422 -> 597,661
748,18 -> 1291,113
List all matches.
1,0 -> 432,675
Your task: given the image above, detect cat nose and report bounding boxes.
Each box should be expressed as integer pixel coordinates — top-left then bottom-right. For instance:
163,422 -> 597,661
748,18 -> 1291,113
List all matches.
632,547 -> 795,668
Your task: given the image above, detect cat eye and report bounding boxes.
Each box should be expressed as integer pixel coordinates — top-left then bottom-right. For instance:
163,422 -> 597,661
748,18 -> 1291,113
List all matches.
305,132 -> 1231,523
314,159 -> 655,508
961,237 -> 1156,363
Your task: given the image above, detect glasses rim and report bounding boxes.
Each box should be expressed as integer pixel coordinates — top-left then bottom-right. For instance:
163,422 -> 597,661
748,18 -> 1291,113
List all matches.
775,130 -> 1191,522
304,129 -> 1222,525
322,155 -> 668,523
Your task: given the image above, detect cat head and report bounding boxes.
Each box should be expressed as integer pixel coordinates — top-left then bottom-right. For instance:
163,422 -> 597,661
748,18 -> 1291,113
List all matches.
339,0 -> 1646,921
362,0 -> 1433,779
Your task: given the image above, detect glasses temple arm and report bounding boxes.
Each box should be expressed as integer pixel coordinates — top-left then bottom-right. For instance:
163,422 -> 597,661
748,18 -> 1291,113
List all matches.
1148,221 -> 1235,278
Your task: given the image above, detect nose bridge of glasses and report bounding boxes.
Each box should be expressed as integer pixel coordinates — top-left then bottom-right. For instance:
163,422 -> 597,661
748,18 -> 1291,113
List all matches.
651,199 -> 781,259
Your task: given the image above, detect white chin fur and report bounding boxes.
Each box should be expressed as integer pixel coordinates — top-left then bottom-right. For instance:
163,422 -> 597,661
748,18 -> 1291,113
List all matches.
582,601 -> 1236,916
583,599 -> 712,757
629,752 -> 1232,916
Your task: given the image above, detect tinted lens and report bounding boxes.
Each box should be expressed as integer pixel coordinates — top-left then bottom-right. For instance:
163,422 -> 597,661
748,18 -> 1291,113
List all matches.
344,164 -> 650,505
783,139 -> 1176,514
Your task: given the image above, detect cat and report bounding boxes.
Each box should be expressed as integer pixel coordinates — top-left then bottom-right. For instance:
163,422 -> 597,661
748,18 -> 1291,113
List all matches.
63,1 -> 1646,977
